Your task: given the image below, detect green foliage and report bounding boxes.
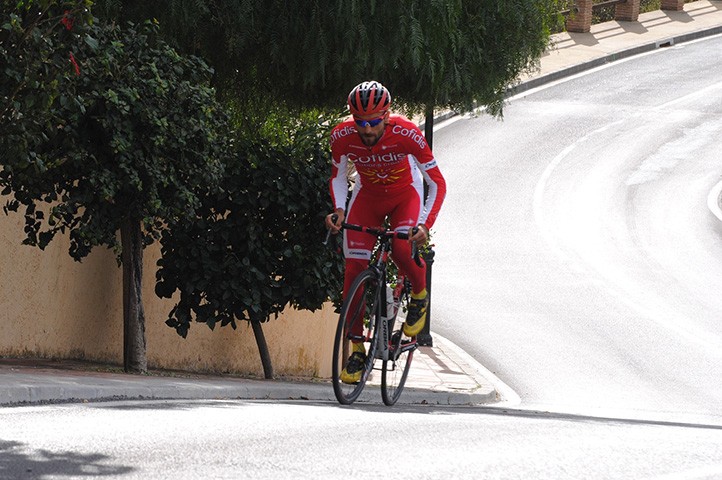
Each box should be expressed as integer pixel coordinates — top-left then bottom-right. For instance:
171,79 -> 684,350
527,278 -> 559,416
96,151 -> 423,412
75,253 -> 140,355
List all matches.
1,15 -> 229,260
1,1 -> 92,149
91,0 -> 559,117
83,0 -> 559,336
156,116 -> 344,337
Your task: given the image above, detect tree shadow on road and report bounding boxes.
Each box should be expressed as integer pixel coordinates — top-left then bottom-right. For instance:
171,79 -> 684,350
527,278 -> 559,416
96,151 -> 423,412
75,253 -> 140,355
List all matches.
0,439 -> 135,479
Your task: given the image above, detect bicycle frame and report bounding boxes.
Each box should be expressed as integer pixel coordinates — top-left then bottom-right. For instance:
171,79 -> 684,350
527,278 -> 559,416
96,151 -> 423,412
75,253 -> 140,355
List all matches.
344,225 -> 413,363
370,238 -> 394,363
328,217 -> 420,405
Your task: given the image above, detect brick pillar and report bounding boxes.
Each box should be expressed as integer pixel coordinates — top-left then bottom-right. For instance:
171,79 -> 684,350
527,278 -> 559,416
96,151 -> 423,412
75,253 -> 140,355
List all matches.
661,0 -> 684,10
615,0 -> 641,22
566,0 -> 593,33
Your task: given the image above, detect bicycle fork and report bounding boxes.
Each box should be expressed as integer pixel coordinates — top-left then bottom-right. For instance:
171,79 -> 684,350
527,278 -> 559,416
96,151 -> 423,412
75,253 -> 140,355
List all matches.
374,285 -> 392,362
371,249 -> 418,364
374,285 -> 417,363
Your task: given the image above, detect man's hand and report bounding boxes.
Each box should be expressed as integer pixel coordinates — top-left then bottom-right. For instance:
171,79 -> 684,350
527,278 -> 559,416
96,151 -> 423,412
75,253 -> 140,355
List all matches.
409,224 -> 429,245
325,208 -> 345,233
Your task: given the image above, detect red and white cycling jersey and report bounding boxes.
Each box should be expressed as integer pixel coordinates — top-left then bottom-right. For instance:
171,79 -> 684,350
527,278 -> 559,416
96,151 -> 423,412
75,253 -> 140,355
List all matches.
329,114 -> 446,230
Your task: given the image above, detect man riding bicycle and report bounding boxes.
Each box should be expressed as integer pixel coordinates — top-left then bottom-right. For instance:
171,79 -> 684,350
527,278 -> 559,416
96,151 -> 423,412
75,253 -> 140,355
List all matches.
325,80 -> 446,384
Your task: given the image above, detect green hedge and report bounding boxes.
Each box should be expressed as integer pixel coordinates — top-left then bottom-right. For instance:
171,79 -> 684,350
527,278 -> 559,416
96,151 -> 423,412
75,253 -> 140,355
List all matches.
156,117 -> 344,337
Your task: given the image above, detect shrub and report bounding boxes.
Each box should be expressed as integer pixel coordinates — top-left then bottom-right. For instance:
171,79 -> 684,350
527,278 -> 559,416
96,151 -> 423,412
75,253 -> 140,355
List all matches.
156,115 -> 344,338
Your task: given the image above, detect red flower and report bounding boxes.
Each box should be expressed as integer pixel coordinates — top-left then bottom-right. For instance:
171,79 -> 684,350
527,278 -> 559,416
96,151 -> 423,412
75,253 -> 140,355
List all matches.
69,52 -> 80,76
61,10 -> 74,31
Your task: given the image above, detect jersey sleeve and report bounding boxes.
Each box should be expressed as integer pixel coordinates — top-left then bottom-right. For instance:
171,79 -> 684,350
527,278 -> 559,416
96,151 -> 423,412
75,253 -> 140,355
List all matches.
402,122 -> 446,229
417,155 -> 446,229
329,139 -> 350,211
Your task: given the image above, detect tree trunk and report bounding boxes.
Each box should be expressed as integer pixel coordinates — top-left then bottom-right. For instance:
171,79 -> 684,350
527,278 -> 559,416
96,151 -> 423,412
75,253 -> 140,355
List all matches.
424,104 -> 435,150
121,218 -> 147,374
251,319 -> 274,379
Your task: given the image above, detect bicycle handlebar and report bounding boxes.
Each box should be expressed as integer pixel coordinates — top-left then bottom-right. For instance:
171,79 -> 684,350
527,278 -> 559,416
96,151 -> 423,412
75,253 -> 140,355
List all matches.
324,215 -> 423,267
340,222 -> 412,240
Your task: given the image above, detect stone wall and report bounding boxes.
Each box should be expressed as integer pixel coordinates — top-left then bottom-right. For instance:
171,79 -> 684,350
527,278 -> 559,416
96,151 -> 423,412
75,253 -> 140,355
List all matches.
0,205 -> 337,378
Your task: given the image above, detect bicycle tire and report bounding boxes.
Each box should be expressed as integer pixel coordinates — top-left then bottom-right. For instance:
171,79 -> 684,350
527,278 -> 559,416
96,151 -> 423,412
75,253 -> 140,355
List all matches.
381,316 -> 415,406
331,269 -> 381,405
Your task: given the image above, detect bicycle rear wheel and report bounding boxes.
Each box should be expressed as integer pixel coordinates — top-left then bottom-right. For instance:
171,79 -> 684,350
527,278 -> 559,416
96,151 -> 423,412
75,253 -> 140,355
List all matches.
332,269 -> 381,405
381,318 -> 415,406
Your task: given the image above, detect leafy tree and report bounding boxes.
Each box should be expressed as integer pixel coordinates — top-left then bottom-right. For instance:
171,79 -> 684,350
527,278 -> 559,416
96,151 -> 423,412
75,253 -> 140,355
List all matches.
155,112 -> 343,378
93,0 -> 563,144
0,11 -> 229,373
86,1 -> 561,374
1,1 -> 92,137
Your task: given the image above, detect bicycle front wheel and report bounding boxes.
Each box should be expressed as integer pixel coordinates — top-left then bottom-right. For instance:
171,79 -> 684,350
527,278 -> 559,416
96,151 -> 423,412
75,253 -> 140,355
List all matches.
381,320 -> 415,406
331,269 -> 381,405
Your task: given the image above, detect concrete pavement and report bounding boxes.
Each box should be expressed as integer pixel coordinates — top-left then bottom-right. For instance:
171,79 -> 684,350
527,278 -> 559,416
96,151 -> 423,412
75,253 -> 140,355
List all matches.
0,333 -> 501,407
2,0 -> 722,407
517,0 -> 722,94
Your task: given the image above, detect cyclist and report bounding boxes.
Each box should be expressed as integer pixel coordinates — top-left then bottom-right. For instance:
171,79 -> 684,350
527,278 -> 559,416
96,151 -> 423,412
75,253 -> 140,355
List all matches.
325,80 -> 446,384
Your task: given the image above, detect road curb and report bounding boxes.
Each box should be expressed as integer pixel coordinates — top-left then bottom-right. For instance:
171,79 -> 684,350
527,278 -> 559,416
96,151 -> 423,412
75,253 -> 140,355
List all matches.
0,334 -> 502,407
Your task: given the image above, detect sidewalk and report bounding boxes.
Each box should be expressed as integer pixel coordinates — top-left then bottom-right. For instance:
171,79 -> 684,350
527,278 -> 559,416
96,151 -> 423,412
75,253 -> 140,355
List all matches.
2,0 -> 722,408
518,0 -> 722,93
0,333 -> 499,407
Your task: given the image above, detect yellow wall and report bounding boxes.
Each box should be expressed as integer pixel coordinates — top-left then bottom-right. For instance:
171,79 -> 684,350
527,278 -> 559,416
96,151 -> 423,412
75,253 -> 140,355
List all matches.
0,205 -> 336,378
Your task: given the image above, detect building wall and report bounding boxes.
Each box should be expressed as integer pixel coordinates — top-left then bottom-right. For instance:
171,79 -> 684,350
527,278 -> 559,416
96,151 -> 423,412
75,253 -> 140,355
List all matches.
0,205 -> 336,378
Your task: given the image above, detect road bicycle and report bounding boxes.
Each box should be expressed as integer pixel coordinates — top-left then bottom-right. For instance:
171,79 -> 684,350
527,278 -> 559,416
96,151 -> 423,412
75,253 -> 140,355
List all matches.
325,218 -> 422,406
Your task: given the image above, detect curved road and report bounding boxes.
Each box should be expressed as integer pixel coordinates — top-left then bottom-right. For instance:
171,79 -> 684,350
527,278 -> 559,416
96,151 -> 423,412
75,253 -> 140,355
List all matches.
432,33 -> 722,423
4,34 -> 722,480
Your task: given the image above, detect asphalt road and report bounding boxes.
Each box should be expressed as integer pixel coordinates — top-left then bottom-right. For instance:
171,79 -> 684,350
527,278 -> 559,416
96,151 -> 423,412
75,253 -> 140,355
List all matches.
2,399 -> 722,479
431,33 -> 722,424
4,25 -> 722,480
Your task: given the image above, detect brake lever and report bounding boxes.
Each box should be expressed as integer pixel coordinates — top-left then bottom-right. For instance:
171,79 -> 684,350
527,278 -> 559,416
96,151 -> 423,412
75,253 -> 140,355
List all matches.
323,214 -> 339,246
410,227 -> 423,267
